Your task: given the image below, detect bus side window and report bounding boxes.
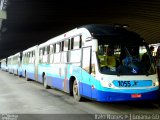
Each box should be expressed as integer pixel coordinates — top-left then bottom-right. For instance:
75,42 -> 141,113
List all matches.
60,42 -> 62,52
42,47 -> 45,55
23,54 -> 26,64
79,35 -> 82,48
68,39 -> 71,50
71,38 -> 74,50
44,47 -> 48,63
39,48 -> 43,63
39,48 -> 41,56
74,36 -> 80,49
47,46 -> 50,55
26,53 -> 28,64
27,52 -> 30,64
44,47 -> 47,55
50,45 -> 53,54
61,41 -> 64,52
64,39 -> 69,51
56,43 -> 60,53
32,51 -> 35,63
29,52 -> 31,64
67,39 -> 70,62
47,46 -> 50,63
53,44 -> 56,53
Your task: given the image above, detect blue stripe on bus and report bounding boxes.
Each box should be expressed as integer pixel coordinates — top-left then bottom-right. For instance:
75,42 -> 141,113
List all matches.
47,75 -> 70,92
51,77 -> 63,90
23,63 -> 159,102
79,82 -> 159,102
113,80 -> 152,87
22,70 -> 25,77
44,74 -> 159,102
44,71 -> 159,102
27,72 -> 35,80
18,70 -> 22,76
38,74 -> 43,83
94,89 -> 159,102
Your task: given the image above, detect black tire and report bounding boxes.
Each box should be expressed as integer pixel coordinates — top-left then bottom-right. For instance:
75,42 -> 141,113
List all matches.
73,80 -> 82,101
43,75 -> 50,89
19,74 -> 22,78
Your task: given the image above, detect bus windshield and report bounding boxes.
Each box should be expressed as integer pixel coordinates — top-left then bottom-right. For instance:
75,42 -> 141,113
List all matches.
97,40 -> 156,75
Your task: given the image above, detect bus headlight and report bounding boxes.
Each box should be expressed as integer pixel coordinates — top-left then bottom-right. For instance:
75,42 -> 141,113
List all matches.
154,77 -> 159,87
100,80 -> 112,88
100,80 -> 107,87
154,81 -> 159,86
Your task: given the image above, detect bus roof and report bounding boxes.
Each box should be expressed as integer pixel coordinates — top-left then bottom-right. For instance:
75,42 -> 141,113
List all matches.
79,24 -> 140,38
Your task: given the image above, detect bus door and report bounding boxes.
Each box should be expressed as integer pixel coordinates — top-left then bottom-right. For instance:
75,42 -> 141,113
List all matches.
82,46 -> 92,98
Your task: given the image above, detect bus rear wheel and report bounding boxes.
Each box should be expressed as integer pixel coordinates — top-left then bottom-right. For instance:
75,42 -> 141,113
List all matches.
73,80 -> 82,101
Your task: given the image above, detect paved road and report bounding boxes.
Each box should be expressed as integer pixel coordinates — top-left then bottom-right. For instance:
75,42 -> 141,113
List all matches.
0,70 -> 160,120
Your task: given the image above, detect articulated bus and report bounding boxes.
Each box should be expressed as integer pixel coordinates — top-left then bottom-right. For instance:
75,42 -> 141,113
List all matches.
12,52 -> 22,76
21,45 -> 38,80
1,24 -> 159,102
0,58 -> 7,72
18,24 -> 159,102
7,52 -> 22,76
8,55 -> 13,73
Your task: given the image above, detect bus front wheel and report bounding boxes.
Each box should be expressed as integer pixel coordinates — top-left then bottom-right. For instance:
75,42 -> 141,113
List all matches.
73,80 -> 82,101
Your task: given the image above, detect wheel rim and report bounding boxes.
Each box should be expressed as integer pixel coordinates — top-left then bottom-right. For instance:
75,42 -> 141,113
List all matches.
73,81 -> 78,96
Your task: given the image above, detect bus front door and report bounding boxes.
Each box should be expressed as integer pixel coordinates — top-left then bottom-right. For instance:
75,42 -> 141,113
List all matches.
82,47 -> 92,98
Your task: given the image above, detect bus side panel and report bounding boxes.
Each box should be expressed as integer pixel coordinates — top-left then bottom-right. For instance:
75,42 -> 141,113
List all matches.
81,69 -> 92,98
38,64 -> 46,83
49,64 -> 63,90
38,63 -> 64,89
18,68 -> 22,76
78,74 -> 159,102
94,87 -> 159,102
26,64 -> 35,80
46,64 -> 70,92
79,69 -> 100,100
22,64 -> 27,77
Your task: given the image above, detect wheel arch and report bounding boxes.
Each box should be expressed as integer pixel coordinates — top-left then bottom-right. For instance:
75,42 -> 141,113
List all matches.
42,72 -> 45,83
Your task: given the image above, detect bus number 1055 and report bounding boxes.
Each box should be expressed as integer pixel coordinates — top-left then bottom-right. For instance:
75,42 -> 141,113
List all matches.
118,81 -> 131,87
